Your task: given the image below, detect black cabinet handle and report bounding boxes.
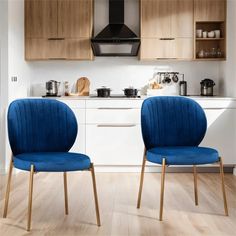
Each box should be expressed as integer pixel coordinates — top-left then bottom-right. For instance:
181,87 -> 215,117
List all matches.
48,38 -> 65,40
160,38 -> 175,40
48,58 -> 67,60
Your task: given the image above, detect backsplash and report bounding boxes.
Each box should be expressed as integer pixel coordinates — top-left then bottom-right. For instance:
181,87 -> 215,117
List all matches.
30,58 -> 220,97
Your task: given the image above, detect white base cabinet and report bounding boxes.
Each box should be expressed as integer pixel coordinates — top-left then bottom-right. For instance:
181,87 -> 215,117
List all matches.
201,109 -> 236,165
86,124 -> 143,165
59,98 -> 236,167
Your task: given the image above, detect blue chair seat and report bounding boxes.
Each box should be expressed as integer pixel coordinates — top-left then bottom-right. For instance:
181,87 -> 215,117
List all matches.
13,152 -> 91,172
147,146 -> 219,165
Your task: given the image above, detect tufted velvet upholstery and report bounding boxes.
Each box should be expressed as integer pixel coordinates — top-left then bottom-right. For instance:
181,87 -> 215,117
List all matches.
141,96 -> 218,165
8,99 -> 78,155
147,146 -> 218,165
141,96 -> 207,150
8,99 -> 91,172
13,152 -> 91,172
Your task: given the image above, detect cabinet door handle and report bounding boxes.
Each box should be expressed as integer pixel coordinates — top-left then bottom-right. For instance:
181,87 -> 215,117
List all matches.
160,38 -> 175,40
48,37 -> 65,40
97,107 -> 133,110
48,58 -> 67,60
97,124 -> 136,127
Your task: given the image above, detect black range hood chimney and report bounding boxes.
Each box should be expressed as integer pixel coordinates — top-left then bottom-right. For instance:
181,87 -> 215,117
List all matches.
91,0 -> 140,57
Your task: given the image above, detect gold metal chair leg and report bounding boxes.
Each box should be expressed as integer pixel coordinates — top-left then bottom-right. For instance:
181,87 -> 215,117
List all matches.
159,158 -> 166,221
219,157 -> 229,216
90,163 -> 101,226
3,157 -> 14,218
63,172 -> 69,215
193,165 -> 198,206
27,165 -> 34,231
137,148 -> 146,209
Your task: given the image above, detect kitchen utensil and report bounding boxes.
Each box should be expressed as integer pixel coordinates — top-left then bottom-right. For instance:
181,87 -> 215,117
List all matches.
123,87 -> 139,97
96,86 -> 111,97
46,80 -> 60,96
200,79 -> 215,96
179,75 -> 187,96
162,73 -> 172,84
172,73 -> 179,83
77,77 -> 90,96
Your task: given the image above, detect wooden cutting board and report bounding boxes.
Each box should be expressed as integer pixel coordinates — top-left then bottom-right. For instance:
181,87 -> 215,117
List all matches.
76,77 -> 90,96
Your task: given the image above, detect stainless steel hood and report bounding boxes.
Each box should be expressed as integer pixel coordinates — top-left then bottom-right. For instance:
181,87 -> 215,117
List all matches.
91,0 -> 140,57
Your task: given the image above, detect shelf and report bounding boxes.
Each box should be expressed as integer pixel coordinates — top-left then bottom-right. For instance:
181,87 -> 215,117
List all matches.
196,38 -> 224,41
194,58 -> 226,61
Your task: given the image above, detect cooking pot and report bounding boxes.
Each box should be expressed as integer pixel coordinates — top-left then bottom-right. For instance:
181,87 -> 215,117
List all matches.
200,79 -> 215,96
96,87 -> 111,97
123,87 -> 139,97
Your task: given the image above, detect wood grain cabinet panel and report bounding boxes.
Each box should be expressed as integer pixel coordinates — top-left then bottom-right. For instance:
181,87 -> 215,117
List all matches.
140,38 -> 176,59
25,0 -> 93,60
194,0 -> 226,21
58,0 -> 93,38
25,39 -> 67,60
141,0 -> 171,38
25,0 -> 58,38
171,0 -> 194,38
175,38 -> 193,59
140,0 -> 194,60
67,39 -> 93,60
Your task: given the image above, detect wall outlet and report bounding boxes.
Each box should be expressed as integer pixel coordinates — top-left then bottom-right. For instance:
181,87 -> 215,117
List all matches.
11,76 -> 18,82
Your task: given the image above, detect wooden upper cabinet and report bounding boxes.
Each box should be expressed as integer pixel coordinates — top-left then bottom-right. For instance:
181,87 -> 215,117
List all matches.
58,0 -> 93,38
194,0 -> 226,21
171,0 -> 194,38
25,0 -> 58,38
141,0 -> 171,38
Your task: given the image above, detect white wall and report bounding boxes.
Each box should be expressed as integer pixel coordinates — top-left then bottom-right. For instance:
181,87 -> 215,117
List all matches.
0,0 -> 9,173
30,59 -> 221,97
219,0 -> 236,96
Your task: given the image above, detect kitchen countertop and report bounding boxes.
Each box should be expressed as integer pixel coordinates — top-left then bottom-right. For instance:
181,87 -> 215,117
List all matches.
50,95 -> 236,101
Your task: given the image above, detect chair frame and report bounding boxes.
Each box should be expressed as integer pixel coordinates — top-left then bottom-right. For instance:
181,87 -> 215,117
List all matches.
3,154 -> 101,231
137,148 -> 229,220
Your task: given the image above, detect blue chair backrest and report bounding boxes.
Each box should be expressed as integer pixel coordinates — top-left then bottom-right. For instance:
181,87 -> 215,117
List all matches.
141,96 -> 207,150
8,99 -> 78,155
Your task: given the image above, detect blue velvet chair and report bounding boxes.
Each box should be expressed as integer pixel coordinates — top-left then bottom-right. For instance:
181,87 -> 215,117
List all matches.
3,99 -> 101,231
137,96 -> 228,220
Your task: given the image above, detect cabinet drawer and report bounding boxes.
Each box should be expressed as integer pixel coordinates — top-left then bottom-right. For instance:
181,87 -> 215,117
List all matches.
59,99 -> 86,109
72,109 -> 86,125
25,38 -> 93,60
70,124 -> 86,154
140,38 -> 176,59
86,99 -> 143,109
86,124 -> 144,165
86,108 -> 141,124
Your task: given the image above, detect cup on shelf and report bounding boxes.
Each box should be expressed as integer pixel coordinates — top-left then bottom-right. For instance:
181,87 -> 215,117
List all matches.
214,30 -> 221,38
202,31 -> 208,38
196,29 -> 203,38
208,31 -> 215,38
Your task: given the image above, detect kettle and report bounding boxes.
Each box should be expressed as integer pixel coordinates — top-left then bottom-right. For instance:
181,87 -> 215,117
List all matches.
200,79 -> 215,96
46,80 -> 61,96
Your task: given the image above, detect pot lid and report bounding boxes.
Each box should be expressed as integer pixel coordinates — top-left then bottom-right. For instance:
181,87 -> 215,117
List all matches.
200,79 -> 215,86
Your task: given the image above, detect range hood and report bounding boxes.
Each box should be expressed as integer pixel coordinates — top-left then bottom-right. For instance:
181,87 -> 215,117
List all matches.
91,0 -> 140,56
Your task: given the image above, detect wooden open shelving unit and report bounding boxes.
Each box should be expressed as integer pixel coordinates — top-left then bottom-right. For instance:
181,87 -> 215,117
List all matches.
194,21 -> 226,60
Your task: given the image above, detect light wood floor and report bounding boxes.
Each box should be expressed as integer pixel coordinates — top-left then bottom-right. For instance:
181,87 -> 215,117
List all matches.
0,171 -> 236,236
